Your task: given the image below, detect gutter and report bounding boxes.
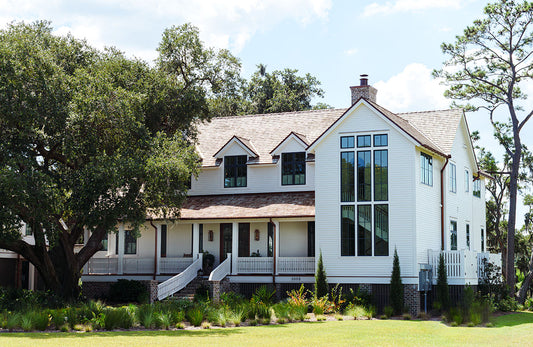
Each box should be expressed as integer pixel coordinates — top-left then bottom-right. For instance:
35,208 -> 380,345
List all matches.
440,157 -> 450,251
150,220 -> 158,280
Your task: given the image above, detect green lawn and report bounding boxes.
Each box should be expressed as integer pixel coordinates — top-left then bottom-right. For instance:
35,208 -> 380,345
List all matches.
2,312 -> 533,347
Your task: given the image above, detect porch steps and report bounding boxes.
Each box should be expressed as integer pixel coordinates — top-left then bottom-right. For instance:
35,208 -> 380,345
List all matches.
169,276 -> 209,301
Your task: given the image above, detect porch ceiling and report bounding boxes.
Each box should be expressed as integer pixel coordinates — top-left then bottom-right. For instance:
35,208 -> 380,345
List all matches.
173,191 -> 315,220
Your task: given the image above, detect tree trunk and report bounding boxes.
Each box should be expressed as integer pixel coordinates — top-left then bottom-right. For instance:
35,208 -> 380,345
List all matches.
517,249 -> 533,304
506,136 -> 521,296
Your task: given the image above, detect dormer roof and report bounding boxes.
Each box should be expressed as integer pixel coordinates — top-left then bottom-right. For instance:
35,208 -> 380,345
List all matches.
213,135 -> 259,159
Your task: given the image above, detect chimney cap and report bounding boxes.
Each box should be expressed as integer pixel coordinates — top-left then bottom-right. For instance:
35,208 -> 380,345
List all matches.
360,74 -> 369,86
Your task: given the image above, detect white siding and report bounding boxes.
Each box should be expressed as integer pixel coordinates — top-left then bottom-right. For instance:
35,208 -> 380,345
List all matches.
314,103 -> 418,284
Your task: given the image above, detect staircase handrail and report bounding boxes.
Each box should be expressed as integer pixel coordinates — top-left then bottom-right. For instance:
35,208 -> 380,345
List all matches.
157,253 -> 203,301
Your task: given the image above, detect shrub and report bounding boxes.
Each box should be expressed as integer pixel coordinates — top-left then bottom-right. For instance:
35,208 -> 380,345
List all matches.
497,296 -> 519,312
103,307 -> 134,330
109,279 -> 149,303
50,309 -> 66,329
286,284 -> 308,307
175,322 -> 185,329
316,315 -> 326,321
0,287 -> 64,312
289,303 -> 308,321
158,312 -> 171,330
390,248 -> 404,315
137,305 -> 155,328
20,312 -> 34,331
436,253 -> 450,312
402,313 -> 412,320
187,307 -> 204,327
273,302 -> 291,321
219,292 -> 246,310
343,287 -> 372,308
383,305 -> 394,318
194,284 -> 211,303
228,308 -> 244,326
461,286 -> 475,322
32,311 -> 50,331
315,252 -> 328,299
311,296 -> 334,315
252,286 -> 276,306
345,304 -> 372,320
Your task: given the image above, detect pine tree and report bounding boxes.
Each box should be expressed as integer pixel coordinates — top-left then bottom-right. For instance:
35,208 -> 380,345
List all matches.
390,248 -> 404,315
315,251 -> 329,298
436,253 -> 450,311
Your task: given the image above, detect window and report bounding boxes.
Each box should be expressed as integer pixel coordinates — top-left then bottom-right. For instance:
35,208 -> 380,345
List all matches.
238,223 -> 250,257
421,153 -> 433,186
357,135 -> 371,148
374,134 -> 388,147
341,152 -> 355,202
374,205 -> 389,256
25,223 -> 33,236
267,223 -> 274,257
449,163 -> 457,193
481,228 -> 485,252
341,206 -> 355,256
341,136 -> 354,148
124,230 -> 137,254
161,224 -> 167,258
466,224 -> 470,250
450,221 -> 457,251
374,150 -> 388,201
307,222 -> 315,257
199,224 -> 203,253
357,151 -> 371,201
282,152 -> 306,185
224,155 -> 247,188
473,179 -> 481,198
101,233 -> 108,252
358,205 -> 372,256
465,169 -> 469,192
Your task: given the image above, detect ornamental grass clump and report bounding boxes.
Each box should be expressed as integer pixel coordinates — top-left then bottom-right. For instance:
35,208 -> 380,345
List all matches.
187,307 -> 204,327
137,305 -> 155,328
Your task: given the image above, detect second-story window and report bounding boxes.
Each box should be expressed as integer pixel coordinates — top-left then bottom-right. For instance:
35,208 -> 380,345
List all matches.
473,178 -> 481,198
282,152 -> 306,185
449,163 -> 457,193
421,153 -> 433,186
224,155 -> 247,188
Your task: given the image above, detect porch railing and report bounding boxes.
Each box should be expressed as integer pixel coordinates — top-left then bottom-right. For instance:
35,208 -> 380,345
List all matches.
86,257 -> 192,275
477,252 -> 503,280
157,253 -> 203,301
427,249 -> 478,282
209,253 -> 232,281
87,258 -> 119,274
278,257 -> 315,274
124,258 -> 155,274
159,258 -> 193,274
237,257 -> 273,273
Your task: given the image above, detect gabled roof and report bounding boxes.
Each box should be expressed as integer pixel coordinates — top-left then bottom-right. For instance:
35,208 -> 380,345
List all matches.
270,131 -> 310,155
213,135 -> 259,158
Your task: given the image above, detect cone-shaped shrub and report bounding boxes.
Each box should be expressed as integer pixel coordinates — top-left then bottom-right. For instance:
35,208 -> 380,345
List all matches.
390,248 -> 403,315
315,251 -> 328,299
437,253 -> 450,311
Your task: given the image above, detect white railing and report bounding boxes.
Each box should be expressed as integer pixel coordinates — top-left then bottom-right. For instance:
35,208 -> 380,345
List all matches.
87,258 -> 119,274
209,253 -> 232,281
159,258 -> 193,274
124,258 -> 155,274
237,257 -> 273,273
428,249 -> 478,283
157,253 -> 203,301
278,257 -> 315,274
477,252 -> 503,280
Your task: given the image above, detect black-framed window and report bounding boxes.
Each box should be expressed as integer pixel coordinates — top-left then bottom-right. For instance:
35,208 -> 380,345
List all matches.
466,224 -> 470,250
161,224 -> 167,258
374,204 -> 389,256
481,228 -> 485,252
124,230 -> 137,254
421,153 -> 433,186
374,150 -> 388,201
341,152 -> 355,202
450,163 -> 457,193
357,135 -> 371,148
115,233 -> 119,255
374,134 -> 388,147
450,221 -> 457,251
267,223 -> 274,257
101,233 -> 108,251
282,152 -> 306,185
357,151 -> 371,201
341,136 -> 354,148
224,155 -> 247,188
307,222 -> 315,257
238,223 -> 250,257
341,206 -> 355,256
199,224 -> 203,253
25,223 -> 33,236
358,205 -> 372,256
473,179 -> 481,198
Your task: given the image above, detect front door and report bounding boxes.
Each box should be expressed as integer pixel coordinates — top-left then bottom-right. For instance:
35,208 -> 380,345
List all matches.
220,223 -> 232,263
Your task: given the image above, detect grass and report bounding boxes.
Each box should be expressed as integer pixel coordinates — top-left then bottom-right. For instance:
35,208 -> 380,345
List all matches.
1,312 -> 533,346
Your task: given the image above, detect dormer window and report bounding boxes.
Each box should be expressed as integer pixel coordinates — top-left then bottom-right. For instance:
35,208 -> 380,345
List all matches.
224,155 -> 247,188
282,152 -> 306,185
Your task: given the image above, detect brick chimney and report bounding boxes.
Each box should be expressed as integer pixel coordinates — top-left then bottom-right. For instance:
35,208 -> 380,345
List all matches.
350,74 -> 377,104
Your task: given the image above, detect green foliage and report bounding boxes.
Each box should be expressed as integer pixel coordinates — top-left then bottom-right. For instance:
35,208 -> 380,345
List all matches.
390,248 -> 403,315
6,312 -> 21,331
103,307 -> 134,330
345,304 -> 373,320
436,253 -> 450,311
109,279 -> 149,303
252,286 -> 276,306
32,311 -> 50,331
187,307 -> 204,327
137,304 -> 155,328
383,306 -> 394,319
194,284 -> 211,302
315,252 -> 328,299
0,287 -> 64,311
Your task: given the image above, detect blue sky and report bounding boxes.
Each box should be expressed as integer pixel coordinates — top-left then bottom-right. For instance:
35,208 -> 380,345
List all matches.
1,0 -> 531,222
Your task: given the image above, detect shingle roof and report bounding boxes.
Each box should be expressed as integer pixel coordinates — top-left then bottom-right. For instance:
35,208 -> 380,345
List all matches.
195,100 -> 463,166
176,191 -> 315,220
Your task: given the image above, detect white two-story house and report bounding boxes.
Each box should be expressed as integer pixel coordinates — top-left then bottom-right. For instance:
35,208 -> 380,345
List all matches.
77,76 -> 499,312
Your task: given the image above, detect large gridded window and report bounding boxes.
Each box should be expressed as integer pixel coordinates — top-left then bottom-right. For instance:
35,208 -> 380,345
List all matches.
341,152 -> 355,202
282,152 -> 306,185
358,205 -> 372,256
450,221 -> 457,251
357,151 -> 371,201
374,150 -> 388,201
224,155 -> 247,188
374,204 -> 389,256
421,153 -> 433,186
341,136 -> 354,148
374,134 -> 388,147
450,163 -> 457,193
124,230 -> 137,254
473,179 -> 481,198
357,135 -> 371,148
341,206 -> 355,256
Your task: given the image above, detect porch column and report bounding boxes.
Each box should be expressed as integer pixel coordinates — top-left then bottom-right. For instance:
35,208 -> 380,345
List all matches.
83,227 -> 90,275
155,224 -> 161,275
232,222 -> 239,275
274,220 -> 280,275
28,263 -> 35,290
118,224 -> 125,275
192,223 -> 200,260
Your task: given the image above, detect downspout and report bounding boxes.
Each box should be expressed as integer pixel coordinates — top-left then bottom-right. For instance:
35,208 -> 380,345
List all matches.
440,157 -> 450,251
150,220 -> 158,280
270,218 -> 276,285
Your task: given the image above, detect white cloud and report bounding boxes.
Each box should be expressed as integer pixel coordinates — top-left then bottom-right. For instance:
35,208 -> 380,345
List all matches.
363,0 -> 464,16
0,0 -> 332,60
374,63 -> 449,112
344,48 -> 358,56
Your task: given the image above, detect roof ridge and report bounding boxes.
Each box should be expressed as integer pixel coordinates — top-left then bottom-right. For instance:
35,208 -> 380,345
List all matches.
205,108 -> 348,121
397,108 -> 461,115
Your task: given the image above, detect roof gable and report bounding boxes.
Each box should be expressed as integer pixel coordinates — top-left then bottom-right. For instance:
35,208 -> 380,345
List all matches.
213,135 -> 259,158
270,132 -> 309,155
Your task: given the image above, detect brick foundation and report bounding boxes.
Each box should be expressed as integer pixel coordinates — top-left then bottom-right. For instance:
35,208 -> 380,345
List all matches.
403,284 -> 420,316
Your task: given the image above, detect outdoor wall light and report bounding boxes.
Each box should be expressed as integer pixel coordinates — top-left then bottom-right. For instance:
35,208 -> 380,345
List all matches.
254,229 -> 260,241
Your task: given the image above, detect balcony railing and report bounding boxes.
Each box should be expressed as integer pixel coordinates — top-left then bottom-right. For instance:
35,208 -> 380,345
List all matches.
278,257 -> 315,274
236,256 -> 315,274
86,257 -> 192,275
